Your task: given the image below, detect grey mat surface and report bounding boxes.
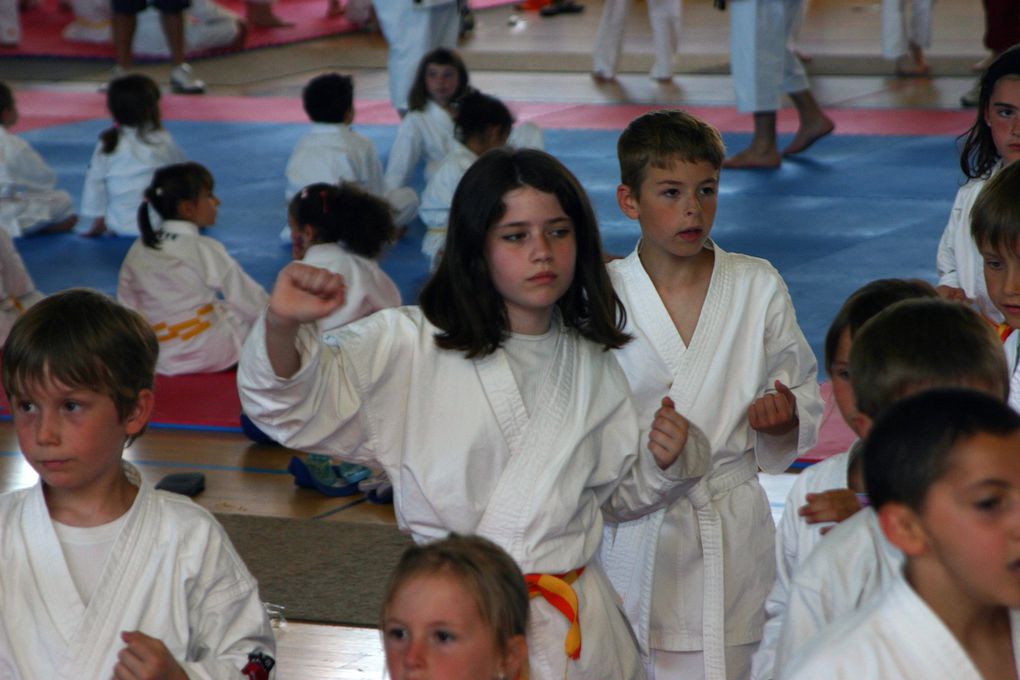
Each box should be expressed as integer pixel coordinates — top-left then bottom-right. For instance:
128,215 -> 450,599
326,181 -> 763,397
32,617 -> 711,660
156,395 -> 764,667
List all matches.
216,513 -> 413,626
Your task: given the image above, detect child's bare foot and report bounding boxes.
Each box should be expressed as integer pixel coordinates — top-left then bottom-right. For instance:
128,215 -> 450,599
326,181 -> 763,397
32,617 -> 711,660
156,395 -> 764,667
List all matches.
895,53 -> 930,77
973,53 -> 996,73
327,0 -> 344,16
723,146 -> 781,169
42,215 -> 78,234
591,71 -> 616,84
782,116 -> 834,156
83,218 -> 108,237
246,2 -> 294,27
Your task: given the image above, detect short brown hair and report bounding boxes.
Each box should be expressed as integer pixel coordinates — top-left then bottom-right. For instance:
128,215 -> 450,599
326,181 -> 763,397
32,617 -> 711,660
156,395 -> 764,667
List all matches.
849,298 -> 1008,419
1,289 -> 158,422
617,109 -> 725,194
970,160 -> 1020,254
381,533 -> 529,657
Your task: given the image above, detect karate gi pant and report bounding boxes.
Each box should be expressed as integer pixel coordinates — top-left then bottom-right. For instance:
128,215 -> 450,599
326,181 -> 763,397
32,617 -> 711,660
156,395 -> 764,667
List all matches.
0,0 -> 18,45
729,0 -> 809,113
372,0 -> 459,112
592,0 -> 682,80
646,643 -> 757,680
881,0 -> 933,59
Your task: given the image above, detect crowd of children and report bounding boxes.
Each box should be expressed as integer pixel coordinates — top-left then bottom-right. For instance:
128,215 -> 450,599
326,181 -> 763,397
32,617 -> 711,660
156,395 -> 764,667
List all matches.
2,41 -> 1020,680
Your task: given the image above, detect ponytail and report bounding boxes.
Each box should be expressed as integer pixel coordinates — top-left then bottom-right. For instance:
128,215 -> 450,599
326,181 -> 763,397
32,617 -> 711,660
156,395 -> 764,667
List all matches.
100,126 -> 121,155
137,197 -> 161,249
139,162 -> 214,249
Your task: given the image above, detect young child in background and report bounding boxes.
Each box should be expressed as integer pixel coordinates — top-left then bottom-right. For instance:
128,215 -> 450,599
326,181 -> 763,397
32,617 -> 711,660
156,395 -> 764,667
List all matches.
0,228 -> 43,344
772,298 -> 1010,677
239,147 -> 711,680
418,90 -> 514,269
81,74 -> 187,237
0,82 -> 77,237
936,45 -> 1020,321
288,182 -> 400,335
383,47 -> 544,195
971,160 -> 1020,413
0,289 -> 275,679
785,388 -> 1020,679
599,109 -> 823,680
382,533 -> 529,680
750,278 -> 938,680
282,72 -> 418,241
118,162 -> 268,375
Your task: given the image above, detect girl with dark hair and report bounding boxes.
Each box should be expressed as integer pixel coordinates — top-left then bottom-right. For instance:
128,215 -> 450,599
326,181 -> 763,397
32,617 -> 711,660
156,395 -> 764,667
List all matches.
118,161 -> 267,375
384,47 -> 544,195
239,147 -> 710,680
936,45 -> 1020,321
81,74 -> 186,237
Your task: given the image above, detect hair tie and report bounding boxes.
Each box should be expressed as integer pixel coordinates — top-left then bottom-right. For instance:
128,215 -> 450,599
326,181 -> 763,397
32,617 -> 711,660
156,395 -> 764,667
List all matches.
154,187 -> 163,196
300,187 -> 310,200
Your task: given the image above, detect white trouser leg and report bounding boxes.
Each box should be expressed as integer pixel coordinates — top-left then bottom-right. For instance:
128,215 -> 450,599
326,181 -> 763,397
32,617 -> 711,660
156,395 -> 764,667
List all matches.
592,0 -> 632,78
780,0 -> 809,94
908,0 -> 933,49
648,0 -> 682,79
730,0 -> 785,113
0,0 -> 20,45
373,2 -> 456,112
881,0 -> 907,59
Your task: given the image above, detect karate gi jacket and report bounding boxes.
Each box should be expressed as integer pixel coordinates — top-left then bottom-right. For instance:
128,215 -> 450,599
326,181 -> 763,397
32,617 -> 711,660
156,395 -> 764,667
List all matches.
0,126 -> 74,237
301,242 -> 401,335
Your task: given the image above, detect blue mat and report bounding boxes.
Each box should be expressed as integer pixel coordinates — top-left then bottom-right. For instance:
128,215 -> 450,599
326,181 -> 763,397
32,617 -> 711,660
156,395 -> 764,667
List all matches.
17,120 -> 962,372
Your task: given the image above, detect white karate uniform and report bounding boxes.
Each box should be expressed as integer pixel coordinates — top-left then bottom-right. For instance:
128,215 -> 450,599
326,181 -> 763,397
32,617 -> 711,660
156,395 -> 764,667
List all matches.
418,140 -> 476,267
783,573 -> 1020,680
117,219 -> 269,375
0,126 -> 75,237
0,0 -> 17,45
80,127 -> 187,237
0,463 -> 276,679
936,165 -> 1002,323
62,0 -> 241,56
881,0 -> 933,60
301,242 -> 401,335
0,228 -> 43,344
750,445 -> 857,680
384,99 -> 546,194
772,507 -> 905,678
238,306 -> 713,680
1004,330 -> 1020,415
600,244 -> 823,680
283,122 -> 418,238
592,0 -> 683,81
371,0 -> 459,113
729,0 -> 810,113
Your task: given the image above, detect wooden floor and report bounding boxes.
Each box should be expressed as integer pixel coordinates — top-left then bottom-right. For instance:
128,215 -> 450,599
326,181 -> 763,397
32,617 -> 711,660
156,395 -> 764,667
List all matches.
0,0 -> 986,676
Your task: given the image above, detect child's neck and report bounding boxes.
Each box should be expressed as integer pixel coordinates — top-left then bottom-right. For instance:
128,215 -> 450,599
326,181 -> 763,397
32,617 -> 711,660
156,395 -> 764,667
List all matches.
44,471 -> 138,528
639,244 -> 714,346
907,560 -> 1018,680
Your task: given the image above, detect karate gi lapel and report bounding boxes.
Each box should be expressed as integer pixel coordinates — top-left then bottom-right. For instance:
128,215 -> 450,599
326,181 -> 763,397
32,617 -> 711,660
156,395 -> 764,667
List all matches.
54,465 -> 160,679
474,323 -> 572,558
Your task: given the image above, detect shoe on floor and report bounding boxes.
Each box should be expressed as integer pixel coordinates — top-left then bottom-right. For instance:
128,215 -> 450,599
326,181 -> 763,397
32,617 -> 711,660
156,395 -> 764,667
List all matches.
960,79 -> 980,108
540,0 -> 583,15
170,63 -> 206,94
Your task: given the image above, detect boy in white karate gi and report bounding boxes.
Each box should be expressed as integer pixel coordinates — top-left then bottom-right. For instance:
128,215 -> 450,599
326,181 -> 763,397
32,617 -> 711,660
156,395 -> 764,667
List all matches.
599,109 -> 824,680
749,278 -> 938,680
785,388 -> 1020,680
282,72 -> 418,241
773,297 -> 1011,677
0,289 -> 276,679
0,82 -> 77,237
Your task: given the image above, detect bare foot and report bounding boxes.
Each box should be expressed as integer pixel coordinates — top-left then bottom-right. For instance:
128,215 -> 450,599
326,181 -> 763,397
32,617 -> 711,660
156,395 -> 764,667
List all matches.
246,2 -> 294,28
895,54 -> 930,77
652,75 -> 674,84
83,218 -> 108,237
591,71 -> 616,84
973,53 -> 996,73
794,49 -> 812,64
326,0 -> 344,16
782,117 -> 834,156
723,146 -> 781,169
41,214 -> 78,234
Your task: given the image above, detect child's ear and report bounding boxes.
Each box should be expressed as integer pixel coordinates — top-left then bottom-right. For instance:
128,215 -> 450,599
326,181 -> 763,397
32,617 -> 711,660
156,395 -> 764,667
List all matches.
878,502 -> 929,557
176,198 -> 196,221
851,411 -> 873,438
616,183 -> 641,220
499,634 -> 528,680
124,388 -> 155,439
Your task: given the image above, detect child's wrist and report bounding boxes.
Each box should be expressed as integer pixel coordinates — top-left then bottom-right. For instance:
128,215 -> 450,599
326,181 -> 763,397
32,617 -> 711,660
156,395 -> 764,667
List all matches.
265,307 -> 301,333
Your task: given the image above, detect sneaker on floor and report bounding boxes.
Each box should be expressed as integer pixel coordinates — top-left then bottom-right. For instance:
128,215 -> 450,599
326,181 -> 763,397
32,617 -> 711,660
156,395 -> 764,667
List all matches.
170,63 -> 206,94
98,65 -> 126,93
960,79 -> 980,108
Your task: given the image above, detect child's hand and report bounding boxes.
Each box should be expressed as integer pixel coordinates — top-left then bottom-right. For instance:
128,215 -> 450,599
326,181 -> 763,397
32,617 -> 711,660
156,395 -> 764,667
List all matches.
748,380 -> 799,436
113,631 -> 189,680
268,262 -> 346,326
799,488 -> 862,527
647,396 -> 690,470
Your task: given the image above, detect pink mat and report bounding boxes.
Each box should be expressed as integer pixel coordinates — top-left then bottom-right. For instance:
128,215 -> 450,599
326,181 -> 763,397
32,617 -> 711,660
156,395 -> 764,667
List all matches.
4,0 -> 357,60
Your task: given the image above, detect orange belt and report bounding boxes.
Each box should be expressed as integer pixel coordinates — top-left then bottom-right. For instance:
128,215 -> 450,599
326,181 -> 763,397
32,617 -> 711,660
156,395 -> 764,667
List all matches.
154,304 -> 215,343
525,567 -> 585,660
996,321 -> 1015,344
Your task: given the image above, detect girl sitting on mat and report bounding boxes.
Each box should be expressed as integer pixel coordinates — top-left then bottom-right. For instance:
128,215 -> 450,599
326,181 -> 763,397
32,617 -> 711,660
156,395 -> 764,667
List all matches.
238,147 -> 710,680
383,47 -> 544,197
118,161 -> 268,376
81,74 -> 186,237
382,533 -> 529,680
936,45 -> 1020,320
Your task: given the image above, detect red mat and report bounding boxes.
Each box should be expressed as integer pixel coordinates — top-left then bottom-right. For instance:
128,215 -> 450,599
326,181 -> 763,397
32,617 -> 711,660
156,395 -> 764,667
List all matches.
0,365 -> 242,431
4,0 -> 357,60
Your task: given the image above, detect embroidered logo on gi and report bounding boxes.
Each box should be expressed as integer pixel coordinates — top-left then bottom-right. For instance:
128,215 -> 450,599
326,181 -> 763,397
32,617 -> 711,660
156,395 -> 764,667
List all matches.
242,649 -> 276,679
